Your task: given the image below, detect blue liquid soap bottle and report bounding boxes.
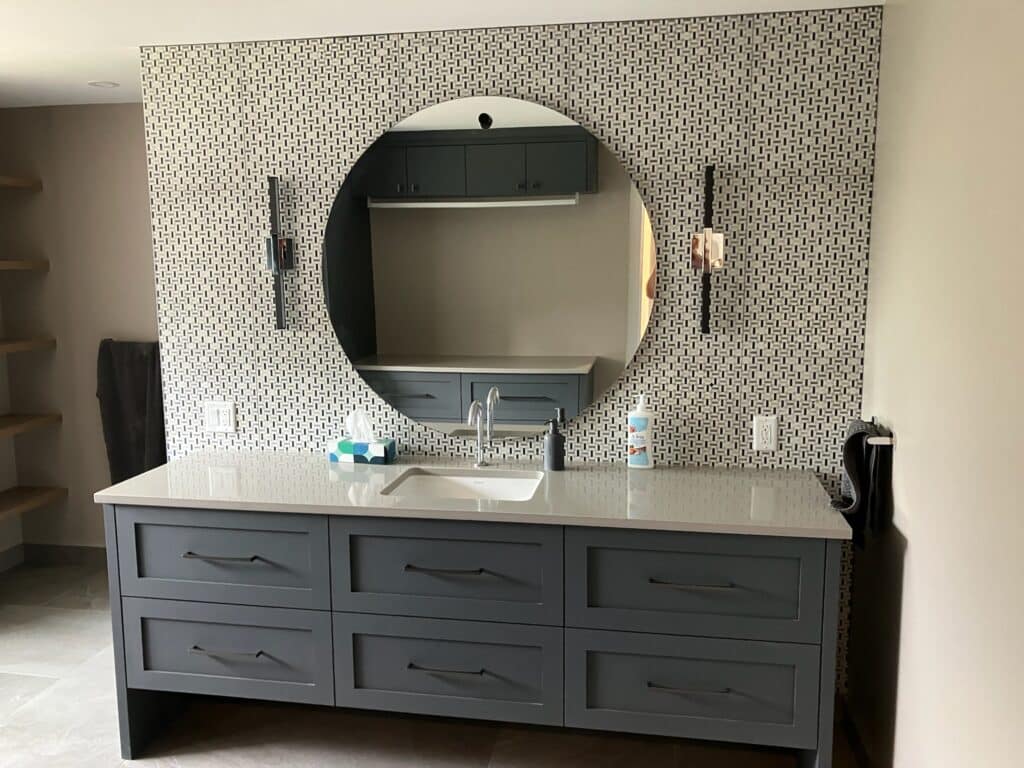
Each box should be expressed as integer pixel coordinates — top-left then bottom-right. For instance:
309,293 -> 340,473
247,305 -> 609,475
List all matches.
627,395 -> 654,469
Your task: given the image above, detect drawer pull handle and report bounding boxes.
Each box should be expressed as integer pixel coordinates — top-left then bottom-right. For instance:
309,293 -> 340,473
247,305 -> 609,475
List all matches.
378,392 -> 437,400
182,551 -> 263,563
404,563 -> 487,576
648,577 -> 736,591
407,662 -> 486,676
647,681 -> 733,696
499,395 -> 555,402
190,645 -> 265,660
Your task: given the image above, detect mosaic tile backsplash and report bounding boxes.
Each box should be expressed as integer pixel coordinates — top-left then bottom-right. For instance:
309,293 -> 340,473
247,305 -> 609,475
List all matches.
140,8 -> 882,690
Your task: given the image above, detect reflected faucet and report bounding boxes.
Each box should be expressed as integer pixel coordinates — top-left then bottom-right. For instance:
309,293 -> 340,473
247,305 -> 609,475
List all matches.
485,387 -> 501,446
466,400 -> 486,468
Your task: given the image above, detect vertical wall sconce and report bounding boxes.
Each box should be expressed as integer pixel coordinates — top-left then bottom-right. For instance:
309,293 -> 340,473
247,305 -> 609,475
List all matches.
266,176 -> 295,330
691,165 -> 725,334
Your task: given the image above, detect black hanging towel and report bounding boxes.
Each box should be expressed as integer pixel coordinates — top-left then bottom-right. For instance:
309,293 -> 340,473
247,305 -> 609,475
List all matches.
96,339 -> 167,484
833,419 -> 894,547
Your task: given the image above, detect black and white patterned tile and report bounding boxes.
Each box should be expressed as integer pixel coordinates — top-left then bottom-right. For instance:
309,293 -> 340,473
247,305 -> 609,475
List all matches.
140,8 -> 882,690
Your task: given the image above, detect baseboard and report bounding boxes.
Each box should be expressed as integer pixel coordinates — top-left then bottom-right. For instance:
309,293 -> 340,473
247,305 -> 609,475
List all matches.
0,542 -> 26,573
22,543 -> 106,568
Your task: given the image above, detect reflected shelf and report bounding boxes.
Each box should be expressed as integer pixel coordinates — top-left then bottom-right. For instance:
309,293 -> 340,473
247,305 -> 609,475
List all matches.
0,337 -> 56,354
0,413 -> 62,439
0,486 -> 67,520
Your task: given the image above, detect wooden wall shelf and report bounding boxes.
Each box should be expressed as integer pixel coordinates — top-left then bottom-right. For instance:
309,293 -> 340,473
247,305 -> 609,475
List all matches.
0,486 -> 66,520
0,259 -> 49,272
0,337 -> 56,354
0,176 -> 42,191
0,414 -> 61,439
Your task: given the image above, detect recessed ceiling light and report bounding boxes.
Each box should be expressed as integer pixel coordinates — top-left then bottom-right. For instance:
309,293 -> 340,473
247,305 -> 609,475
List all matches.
87,80 -> 120,89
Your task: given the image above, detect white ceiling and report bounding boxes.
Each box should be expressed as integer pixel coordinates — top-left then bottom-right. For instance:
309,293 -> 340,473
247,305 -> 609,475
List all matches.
0,0 -> 882,108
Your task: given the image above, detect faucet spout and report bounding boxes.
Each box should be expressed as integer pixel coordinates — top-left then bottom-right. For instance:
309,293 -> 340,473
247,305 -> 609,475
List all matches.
485,386 -> 501,447
466,400 -> 486,467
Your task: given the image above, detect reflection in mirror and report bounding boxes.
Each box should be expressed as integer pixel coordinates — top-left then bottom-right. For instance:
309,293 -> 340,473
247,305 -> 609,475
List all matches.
323,97 -> 655,438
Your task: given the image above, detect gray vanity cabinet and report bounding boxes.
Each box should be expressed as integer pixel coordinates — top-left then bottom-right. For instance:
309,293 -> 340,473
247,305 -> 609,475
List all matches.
358,371 -> 463,421
564,527 -> 825,643
356,368 -> 595,424
466,143 -> 527,196
525,141 -> 588,195
104,506 -> 842,768
115,506 -> 331,610
564,629 -> 820,749
462,373 -> 589,423
329,517 -> 563,625
334,613 -> 564,725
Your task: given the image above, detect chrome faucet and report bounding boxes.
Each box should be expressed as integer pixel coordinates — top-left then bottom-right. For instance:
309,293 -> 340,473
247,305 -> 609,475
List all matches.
466,400 -> 486,467
485,386 -> 501,446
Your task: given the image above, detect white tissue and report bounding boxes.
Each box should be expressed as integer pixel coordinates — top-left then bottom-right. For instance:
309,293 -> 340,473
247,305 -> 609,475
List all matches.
345,409 -> 376,443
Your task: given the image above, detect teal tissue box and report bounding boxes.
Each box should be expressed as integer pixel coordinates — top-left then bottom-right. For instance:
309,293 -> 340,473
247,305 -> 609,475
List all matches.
327,436 -> 397,465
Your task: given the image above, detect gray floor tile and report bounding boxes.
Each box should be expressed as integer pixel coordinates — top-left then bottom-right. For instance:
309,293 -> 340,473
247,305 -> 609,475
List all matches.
0,647 -> 120,768
137,701 -> 500,767
45,568 -> 110,611
0,564 -> 98,607
0,605 -> 112,677
675,738 -> 797,767
489,726 -> 679,768
0,673 -> 57,722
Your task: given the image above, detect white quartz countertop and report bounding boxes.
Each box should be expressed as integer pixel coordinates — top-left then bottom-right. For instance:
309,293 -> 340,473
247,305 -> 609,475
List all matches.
353,354 -> 597,375
94,451 -> 851,540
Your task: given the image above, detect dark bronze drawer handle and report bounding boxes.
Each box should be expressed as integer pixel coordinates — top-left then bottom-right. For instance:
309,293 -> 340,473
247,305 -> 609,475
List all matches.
648,577 -> 736,590
408,662 -> 486,676
499,395 -> 555,402
647,681 -> 733,696
182,551 -> 263,563
404,563 -> 487,576
190,644 -> 265,660
378,392 -> 437,400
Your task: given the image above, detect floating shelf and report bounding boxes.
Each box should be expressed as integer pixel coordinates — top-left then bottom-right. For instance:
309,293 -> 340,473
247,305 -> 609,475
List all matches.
0,176 -> 42,191
0,337 -> 56,354
0,259 -> 48,272
0,177 -> 41,191
0,486 -> 66,520
0,414 -> 61,439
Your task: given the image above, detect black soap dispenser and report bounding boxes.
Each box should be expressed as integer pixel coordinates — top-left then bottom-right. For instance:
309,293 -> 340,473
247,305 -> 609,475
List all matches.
544,408 -> 566,471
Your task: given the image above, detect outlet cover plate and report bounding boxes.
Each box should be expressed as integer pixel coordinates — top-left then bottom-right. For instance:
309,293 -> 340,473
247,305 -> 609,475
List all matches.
753,414 -> 778,451
203,400 -> 236,433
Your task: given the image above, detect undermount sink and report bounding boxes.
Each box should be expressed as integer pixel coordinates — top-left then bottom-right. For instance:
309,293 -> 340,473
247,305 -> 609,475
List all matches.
380,467 -> 543,502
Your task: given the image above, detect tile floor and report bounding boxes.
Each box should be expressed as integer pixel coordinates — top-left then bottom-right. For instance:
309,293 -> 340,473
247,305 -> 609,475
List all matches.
0,561 -> 859,768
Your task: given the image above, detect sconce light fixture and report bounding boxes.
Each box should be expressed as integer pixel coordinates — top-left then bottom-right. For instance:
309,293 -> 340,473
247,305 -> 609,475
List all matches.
266,176 -> 295,330
691,165 -> 725,334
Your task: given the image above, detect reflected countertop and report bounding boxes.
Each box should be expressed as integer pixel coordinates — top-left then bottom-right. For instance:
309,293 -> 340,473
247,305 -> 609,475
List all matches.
94,451 -> 851,540
353,354 -> 597,375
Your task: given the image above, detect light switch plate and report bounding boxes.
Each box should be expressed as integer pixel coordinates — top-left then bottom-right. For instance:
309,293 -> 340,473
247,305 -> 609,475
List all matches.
203,400 -> 236,433
752,414 -> 778,451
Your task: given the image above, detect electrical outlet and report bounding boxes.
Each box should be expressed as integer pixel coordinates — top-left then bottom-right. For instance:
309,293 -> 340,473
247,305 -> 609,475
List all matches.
752,414 -> 778,451
203,400 -> 236,433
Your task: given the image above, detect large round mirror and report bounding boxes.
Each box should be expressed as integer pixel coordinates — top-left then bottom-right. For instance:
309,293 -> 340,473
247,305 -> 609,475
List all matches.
323,97 -> 655,437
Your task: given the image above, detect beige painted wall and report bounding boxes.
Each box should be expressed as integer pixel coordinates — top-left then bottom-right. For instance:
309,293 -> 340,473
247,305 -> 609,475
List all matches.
857,1 -> 1024,766
0,103 -> 157,548
370,144 -> 643,397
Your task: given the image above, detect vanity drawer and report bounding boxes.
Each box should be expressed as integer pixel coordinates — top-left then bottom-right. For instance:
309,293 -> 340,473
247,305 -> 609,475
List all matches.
462,374 -> 586,423
359,371 -> 462,421
122,598 -> 334,705
565,527 -> 825,643
564,628 -> 819,749
334,613 -> 563,725
330,517 -> 562,625
115,506 -> 330,610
